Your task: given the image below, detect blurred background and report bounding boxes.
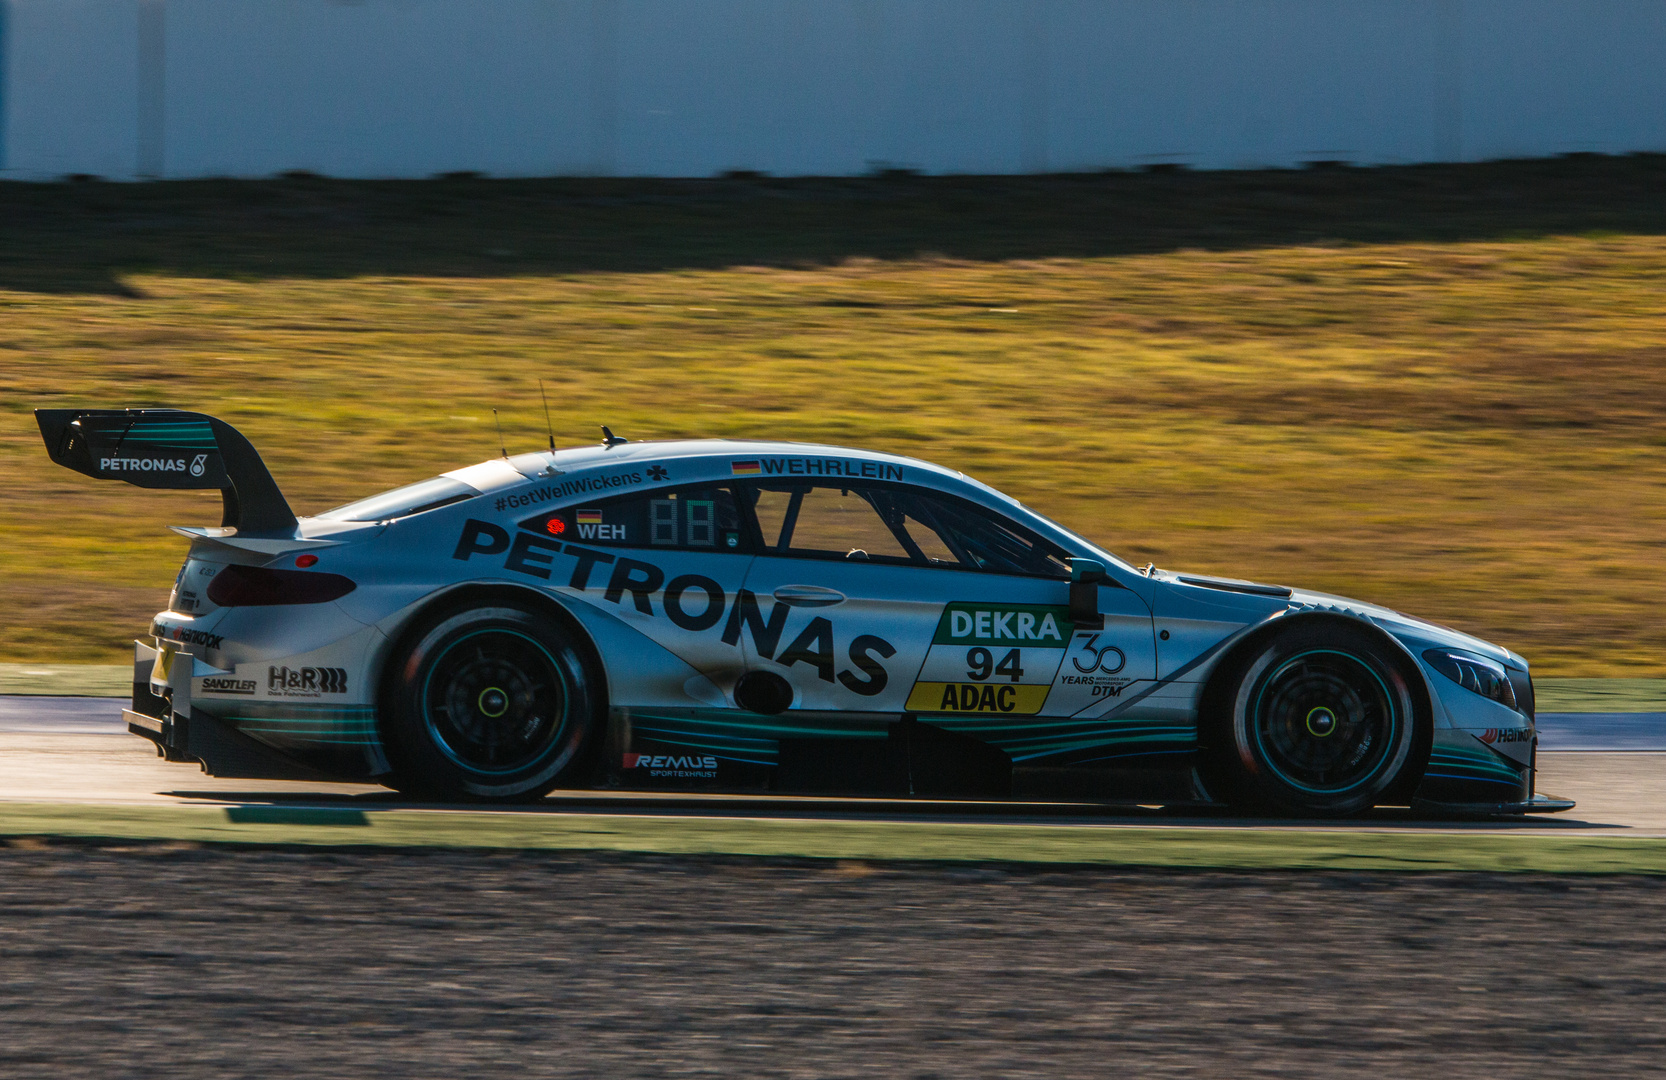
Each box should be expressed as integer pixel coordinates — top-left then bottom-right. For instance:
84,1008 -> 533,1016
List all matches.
4,11 -> 1666,1077
1,0 -> 1663,675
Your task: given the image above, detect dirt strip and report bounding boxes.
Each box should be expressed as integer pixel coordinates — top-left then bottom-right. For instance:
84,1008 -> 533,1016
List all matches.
3,842 -> 1665,1078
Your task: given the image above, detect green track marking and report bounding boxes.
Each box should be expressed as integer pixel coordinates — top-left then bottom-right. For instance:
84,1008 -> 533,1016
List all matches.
3,802 -> 1666,873
223,806 -> 370,826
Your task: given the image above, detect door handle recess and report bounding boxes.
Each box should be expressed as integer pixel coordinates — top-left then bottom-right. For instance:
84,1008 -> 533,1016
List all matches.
772,585 -> 845,608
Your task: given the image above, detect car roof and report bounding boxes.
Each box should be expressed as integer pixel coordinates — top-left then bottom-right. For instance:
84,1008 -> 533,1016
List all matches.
452,438 -> 968,493
434,436 -> 1137,577
442,435 -> 970,509
546,437 -> 954,475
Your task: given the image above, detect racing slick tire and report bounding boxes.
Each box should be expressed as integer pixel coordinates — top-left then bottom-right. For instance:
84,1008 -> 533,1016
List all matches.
1200,623 -> 1420,817
381,602 -> 603,801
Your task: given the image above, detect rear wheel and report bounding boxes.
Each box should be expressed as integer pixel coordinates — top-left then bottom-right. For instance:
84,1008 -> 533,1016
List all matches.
1202,623 -> 1418,816
382,603 -> 601,801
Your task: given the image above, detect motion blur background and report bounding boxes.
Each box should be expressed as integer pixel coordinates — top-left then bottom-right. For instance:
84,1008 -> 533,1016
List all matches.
1,0 -> 1663,675
4,11 -> 1666,1076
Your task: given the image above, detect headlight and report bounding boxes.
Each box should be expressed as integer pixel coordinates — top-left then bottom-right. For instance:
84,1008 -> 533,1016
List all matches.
1423,649 -> 1520,711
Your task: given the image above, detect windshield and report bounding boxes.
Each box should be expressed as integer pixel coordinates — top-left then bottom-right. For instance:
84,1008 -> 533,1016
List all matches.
958,475 -> 1138,574
316,476 -> 481,522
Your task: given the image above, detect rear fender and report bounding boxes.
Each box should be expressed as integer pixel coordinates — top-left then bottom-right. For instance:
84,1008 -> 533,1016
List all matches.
370,583 -> 616,721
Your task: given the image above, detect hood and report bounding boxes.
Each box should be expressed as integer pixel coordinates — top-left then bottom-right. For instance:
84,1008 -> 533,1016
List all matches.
1285,585 -> 1522,670
1161,570 -> 1524,671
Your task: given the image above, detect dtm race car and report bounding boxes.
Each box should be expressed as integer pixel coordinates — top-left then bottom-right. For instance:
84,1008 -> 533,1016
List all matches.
37,407 -> 1571,816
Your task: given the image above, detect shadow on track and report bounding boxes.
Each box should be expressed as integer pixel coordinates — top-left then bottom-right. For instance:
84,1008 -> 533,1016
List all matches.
162,787 -> 1617,831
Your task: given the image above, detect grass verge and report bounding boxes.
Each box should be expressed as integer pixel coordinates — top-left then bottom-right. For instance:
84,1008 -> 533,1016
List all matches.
4,802 -> 1666,873
0,664 -> 132,697
5,157 -> 1666,672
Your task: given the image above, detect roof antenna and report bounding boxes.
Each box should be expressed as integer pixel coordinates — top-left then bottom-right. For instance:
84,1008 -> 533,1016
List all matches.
600,425 -> 628,448
538,379 -> 556,452
493,409 -> 508,459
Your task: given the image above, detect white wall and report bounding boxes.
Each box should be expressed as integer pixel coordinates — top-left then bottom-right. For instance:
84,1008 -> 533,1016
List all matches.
3,0 -> 1664,180
3,0 -> 142,178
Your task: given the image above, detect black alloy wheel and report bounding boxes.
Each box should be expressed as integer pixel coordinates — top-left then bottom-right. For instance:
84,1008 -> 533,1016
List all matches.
1202,623 -> 1420,816
382,603 -> 601,801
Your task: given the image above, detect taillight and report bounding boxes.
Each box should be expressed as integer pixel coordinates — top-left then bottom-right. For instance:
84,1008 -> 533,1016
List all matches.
207,565 -> 356,607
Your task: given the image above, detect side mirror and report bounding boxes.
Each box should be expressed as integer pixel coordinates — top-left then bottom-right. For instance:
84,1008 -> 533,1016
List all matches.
1068,558 -> 1107,629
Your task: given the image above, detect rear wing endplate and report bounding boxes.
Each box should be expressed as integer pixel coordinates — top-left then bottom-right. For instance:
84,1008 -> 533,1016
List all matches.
35,408 -> 297,535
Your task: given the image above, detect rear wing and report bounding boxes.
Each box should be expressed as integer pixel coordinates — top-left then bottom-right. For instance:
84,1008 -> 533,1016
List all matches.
35,408 -> 297,535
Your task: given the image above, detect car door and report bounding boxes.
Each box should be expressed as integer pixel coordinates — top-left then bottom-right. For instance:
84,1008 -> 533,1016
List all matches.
730,479 -> 1156,745
514,482 -> 755,703
724,480 -> 940,718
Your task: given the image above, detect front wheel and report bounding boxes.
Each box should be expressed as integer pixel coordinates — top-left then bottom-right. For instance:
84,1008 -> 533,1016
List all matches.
382,603 -> 601,801
1201,624 -> 1420,816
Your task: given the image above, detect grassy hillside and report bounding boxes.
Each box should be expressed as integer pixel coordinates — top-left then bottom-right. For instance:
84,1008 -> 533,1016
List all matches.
3,157 -> 1664,671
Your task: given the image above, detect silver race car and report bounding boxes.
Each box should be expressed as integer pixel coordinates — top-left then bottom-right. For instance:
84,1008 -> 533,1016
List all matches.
37,407 -> 1571,816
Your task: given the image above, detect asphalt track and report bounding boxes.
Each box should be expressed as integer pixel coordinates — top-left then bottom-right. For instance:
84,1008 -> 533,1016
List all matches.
8,706 -> 1666,1079
10,845 -> 1666,1080
4,695 -> 1665,835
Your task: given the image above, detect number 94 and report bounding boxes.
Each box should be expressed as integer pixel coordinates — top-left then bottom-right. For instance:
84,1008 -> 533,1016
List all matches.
965,647 -> 1024,682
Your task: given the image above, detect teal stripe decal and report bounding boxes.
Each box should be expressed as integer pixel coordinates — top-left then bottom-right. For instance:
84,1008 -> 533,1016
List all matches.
122,424 -> 218,448
623,708 -> 1194,767
219,704 -> 380,749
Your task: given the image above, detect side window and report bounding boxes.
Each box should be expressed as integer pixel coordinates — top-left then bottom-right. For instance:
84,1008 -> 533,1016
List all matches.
738,481 -> 1070,577
910,493 -> 1071,578
900,504 -> 958,564
519,485 -> 748,552
748,484 -> 910,562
